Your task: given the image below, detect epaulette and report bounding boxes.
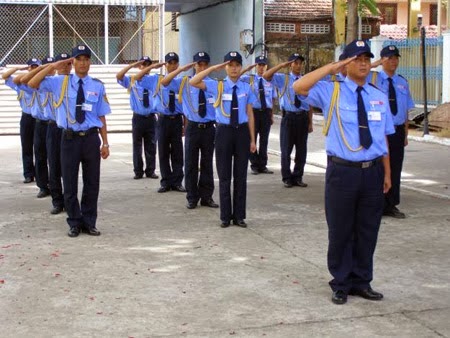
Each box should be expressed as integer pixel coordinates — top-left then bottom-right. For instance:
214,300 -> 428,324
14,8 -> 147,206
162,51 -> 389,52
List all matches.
368,82 -> 382,91
398,74 -> 408,82
92,78 -> 104,84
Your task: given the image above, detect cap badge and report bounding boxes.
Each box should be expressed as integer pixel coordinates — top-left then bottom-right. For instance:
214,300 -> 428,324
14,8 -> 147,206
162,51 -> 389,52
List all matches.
169,53 -> 174,56
32,58 -> 37,62
199,52 -> 204,57
78,46 -> 85,50
389,46 -> 395,50
356,41 -> 365,47
230,52 -> 236,57
61,54 -> 67,58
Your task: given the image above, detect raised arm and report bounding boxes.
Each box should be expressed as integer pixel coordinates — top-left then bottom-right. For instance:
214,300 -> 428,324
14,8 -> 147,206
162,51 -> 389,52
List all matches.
134,62 -> 165,81
293,57 -> 355,96
161,62 -> 195,86
262,61 -> 292,81
239,63 -> 257,77
189,61 -> 229,91
116,61 -> 143,81
20,64 -> 49,84
1,66 -> 27,80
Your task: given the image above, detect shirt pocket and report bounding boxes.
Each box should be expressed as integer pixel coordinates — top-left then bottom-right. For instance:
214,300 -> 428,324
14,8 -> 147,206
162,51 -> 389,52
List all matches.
86,92 -> 99,103
338,103 -> 358,126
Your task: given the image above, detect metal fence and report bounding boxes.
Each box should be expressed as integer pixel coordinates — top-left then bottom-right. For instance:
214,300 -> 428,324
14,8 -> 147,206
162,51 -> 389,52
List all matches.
383,37 -> 443,106
0,3 -> 164,66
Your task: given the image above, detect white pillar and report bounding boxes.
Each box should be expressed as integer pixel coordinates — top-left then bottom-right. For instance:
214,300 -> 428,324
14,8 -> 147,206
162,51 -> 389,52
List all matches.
49,4 -> 54,57
442,30 -> 450,103
159,3 -> 165,68
370,35 -> 389,71
104,4 -> 109,65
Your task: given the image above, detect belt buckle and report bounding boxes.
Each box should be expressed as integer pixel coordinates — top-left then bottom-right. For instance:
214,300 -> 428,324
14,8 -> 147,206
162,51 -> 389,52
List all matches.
198,123 -> 206,129
361,161 -> 371,169
79,131 -> 86,136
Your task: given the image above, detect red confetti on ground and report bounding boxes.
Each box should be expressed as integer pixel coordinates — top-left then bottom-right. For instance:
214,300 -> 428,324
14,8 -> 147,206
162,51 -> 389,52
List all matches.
54,273 -> 61,277
292,281 -> 299,284
182,323 -> 188,326
1,244 -> 21,249
89,296 -> 95,301
260,256 -> 265,259
50,252 -> 60,257
229,332 -> 236,335
0,255 -> 5,259
96,312 -> 103,315
0,280 -> 5,284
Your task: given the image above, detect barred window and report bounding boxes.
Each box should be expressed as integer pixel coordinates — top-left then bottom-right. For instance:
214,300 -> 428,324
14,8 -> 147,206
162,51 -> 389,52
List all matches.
300,24 -> 330,34
266,22 -> 296,33
362,24 -> 372,35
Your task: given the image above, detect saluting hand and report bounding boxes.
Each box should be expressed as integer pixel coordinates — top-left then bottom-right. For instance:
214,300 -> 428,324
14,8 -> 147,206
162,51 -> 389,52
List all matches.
179,62 -> 196,72
329,56 -> 356,75
52,57 -> 74,71
211,61 -> 230,70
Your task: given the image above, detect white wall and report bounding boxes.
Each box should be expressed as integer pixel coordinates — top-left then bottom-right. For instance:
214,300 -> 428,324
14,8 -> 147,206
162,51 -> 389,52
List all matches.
178,0 -> 254,69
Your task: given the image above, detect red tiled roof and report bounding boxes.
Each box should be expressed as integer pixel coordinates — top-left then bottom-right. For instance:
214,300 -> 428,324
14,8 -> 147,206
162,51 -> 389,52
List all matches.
380,24 -> 441,39
265,0 -> 332,20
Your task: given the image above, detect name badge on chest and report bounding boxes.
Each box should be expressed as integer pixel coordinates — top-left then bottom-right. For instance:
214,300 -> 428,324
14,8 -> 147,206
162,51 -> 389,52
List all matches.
222,93 -> 232,101
368,111 -> 381,121
82,103 -> 93,112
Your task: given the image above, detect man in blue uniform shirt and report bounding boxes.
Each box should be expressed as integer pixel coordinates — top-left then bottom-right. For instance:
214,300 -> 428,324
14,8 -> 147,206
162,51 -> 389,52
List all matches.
263,53 -> 313,188
294,40 -> 395,305
116,56 -> 164,180
375,45 -> 415,219
161,51 -> 219,210
2,60 -> 38,184
137,52 -> 186,193
28,45 -> 111,237
190,51 -> 256,228
240,55 -> 276,175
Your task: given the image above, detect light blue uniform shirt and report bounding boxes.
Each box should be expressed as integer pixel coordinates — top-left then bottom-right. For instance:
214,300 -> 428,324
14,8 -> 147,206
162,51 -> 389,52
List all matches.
322,73 -> 346,82
271,72 -> 309,112
20,84 -> 48,121
40,74 -> 111,131
376,71 -> 415,126
240,74 -> 276,109
141,74 -> 182,115
5,78 -> 32,114
167,76 -> 215,123
118,74 -> 156,115
306,77 -> 395,161
41,90 -> 56,121
204,77 -> 257,125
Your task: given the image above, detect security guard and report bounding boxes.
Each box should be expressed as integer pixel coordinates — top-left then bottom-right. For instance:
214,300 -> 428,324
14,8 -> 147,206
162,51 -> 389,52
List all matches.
2,60 -> 38,183
294,40 -> 395,305
189,51 -> 256,227
161,52 -> 218,209
376,45 -> 415,219
240,55 -> 276,175
28,45 -> 111,237
117,56 -> 164,180
263,53 -> 312,188
137,52 -> 186,193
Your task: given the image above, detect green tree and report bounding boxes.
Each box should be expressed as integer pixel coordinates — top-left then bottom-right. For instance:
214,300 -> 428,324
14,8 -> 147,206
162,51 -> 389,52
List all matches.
346,0 -> 379,43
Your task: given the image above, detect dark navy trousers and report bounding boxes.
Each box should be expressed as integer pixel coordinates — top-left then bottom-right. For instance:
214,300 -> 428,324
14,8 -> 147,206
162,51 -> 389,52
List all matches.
385,125 -> 405,210
184,121 -> 215,204
158,114 -> 184,188
19,113 -> 35,179
325,160 -> 385,292
61,130 -> 101,230
280,111 -> 309,183
132,113 -> 157,176
249,108 -> 272,171
215,123 -> 250,222
46,122 -> 63,208
34,120 -> 49,191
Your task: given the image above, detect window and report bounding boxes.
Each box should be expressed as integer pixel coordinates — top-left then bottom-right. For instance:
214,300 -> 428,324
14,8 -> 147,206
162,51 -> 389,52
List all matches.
430,4 -> 438,26
266,22 -> 295,33
300,24 -> 330,34
362,25 -> 372,35
379,4 -> 397,24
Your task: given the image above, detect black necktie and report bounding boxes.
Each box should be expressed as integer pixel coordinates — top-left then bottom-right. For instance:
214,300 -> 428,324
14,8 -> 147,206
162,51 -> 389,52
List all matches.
387,78 -> 398,115
143,88 -> 149,108
198,89 -> 206,118
169,90 -> 175,113
75,79 -> 85,124
356,86 -> 373,149
294,77 -> 301,108
258,77 -> 267,110
230,85 -> 239,127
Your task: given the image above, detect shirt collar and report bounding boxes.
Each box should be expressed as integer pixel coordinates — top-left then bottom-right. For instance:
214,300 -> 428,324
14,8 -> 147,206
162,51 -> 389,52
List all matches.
344,77 -> 370,93
380,70 -> 397,81
225,77 -> 241,89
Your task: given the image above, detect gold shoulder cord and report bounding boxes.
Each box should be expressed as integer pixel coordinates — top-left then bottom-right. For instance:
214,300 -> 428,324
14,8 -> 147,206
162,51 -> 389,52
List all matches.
213,80 -> 230,117
250,75 -> 258,96
277,74 -> 289,99
181,77 -> 203,114
178,76 -> 188,104
153,75 -> 168,108
25,92 -> 36,107
128,75 -> 136,94
370,71 -> 378,85
17,90 -> 24,101
53,75 -> 77,124
323,81 -> 363,152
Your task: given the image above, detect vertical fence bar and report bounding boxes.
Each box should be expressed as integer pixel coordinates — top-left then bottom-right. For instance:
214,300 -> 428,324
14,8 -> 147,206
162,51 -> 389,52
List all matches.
49,3 -> 54,57
159,3 -> 164,66
104,4 -> 109,65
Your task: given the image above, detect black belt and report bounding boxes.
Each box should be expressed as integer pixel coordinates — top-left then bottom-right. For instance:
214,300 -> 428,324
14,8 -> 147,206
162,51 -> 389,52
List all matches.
35,118 -> 48,123
133,112 -> 156,119
217,122 -> 248,129
283,109 -> 308,115
159,114 -> 182,120
46,120 -> 56,125
63,127 -> 98,137
328,156 -> 382,169
188,121 -> 215,129
395,124 -> 405,130
253,108 -> 272,113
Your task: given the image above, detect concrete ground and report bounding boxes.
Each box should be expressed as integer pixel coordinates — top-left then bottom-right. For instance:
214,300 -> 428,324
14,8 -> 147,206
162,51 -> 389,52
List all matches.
0,123 -> 449,337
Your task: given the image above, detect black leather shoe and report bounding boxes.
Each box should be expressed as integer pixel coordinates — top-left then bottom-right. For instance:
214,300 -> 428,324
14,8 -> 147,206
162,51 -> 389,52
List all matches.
50,206 -> 64,215
349,287 -> 383,301
84,228 -> 101,236
383,207 -> 406,219
68,227 -> 80,237
200,199 -> 219,208
332,290 -> 347,305
283,180 -> 293,188
146,172 -> 159,179
172,185 -> 186,192
37,189 -> 50,198
259,168 -> 274,174
23,177 -> 34,184
186,201 -> 197,209
133,174 -> 143,179
250,168 -> 259,175
233,219 -> 247,227
157,186 -> 170,193
294,180 -> 308,187
220,221 -> 230,228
